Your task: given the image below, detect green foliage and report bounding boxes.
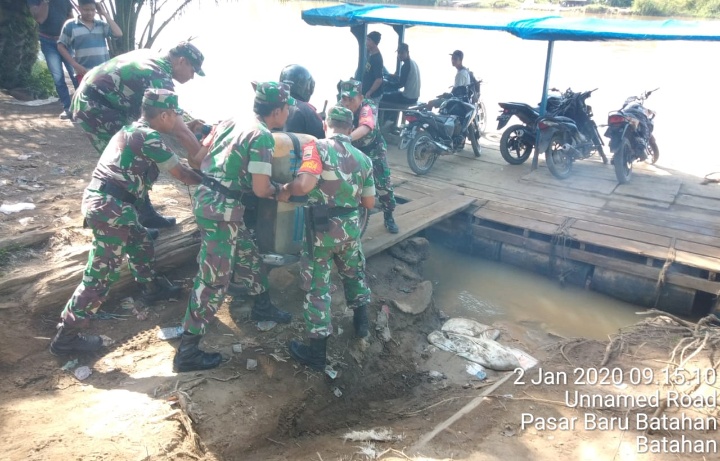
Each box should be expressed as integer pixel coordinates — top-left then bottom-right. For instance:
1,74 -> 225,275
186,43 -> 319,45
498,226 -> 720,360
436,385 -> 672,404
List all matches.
23,60 -> 57,99
605,0 -> 632,7
634,0 -> 682,15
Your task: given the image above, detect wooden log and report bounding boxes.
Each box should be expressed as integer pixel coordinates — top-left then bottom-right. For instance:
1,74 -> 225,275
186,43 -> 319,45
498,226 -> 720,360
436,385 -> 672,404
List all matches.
0,230 -> 56,252
0,217 -> 201,315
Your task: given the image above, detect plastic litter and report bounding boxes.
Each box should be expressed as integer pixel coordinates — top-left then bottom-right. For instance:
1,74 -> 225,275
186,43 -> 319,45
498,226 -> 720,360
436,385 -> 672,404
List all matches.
428,370 -> 445,380
256,320 -> 277,331
157,326 -> 184,340
0,203 -> 36,214
332,387 -> 343,397
74,366 -> 92,380
99,335 -> 114,347
246,359 -> 258,370
120,297 -> 134,310
232,343 -> 243,354
17,154 -> 31,161
61,359 -> 78,371
324,366 -> 338,380
466,363 -> 487,380
18,217 -> 34,226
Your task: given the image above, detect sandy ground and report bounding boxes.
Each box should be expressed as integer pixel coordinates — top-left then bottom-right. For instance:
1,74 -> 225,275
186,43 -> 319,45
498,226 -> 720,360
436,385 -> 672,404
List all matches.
1,93 -> 718,461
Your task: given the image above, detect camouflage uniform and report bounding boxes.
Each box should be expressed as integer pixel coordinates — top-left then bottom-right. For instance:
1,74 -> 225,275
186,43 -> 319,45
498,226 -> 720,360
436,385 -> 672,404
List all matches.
297,107 -> 376,338
71,42 -> 205,154
348,93 -> 396,214
60,90 -> 182,326
182,83 -> 296,335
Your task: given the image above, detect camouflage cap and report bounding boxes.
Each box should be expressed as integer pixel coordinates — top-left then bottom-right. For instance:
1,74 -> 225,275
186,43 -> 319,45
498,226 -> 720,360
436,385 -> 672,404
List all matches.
254,81 -> 296,106
339,78 -> 362,98
170,41 -> 205,77
327,105 -> 354,125
142,88 -> 183,114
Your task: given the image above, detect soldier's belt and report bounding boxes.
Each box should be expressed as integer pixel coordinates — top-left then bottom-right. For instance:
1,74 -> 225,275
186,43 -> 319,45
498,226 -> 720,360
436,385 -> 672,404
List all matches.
201,176 -> 244,200
88,178 -> 138,205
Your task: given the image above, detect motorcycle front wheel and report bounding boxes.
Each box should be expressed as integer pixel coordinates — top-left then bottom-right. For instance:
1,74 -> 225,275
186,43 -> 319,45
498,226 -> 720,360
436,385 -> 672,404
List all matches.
647,135 -> 660,164
476,101 -> 487,136
613,136 -> 633,184
407,130 -> 439,175
545,132 -> 574,180
468,123 -> 482,157
500,124 -> 533,165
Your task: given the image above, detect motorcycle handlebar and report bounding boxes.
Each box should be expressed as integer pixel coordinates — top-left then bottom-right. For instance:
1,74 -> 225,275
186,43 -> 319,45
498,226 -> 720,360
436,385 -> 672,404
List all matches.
644,87 -> 660,99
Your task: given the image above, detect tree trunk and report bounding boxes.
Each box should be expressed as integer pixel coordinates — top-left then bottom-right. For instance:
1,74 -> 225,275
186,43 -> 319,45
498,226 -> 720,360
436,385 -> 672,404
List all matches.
0,1 -> 39,91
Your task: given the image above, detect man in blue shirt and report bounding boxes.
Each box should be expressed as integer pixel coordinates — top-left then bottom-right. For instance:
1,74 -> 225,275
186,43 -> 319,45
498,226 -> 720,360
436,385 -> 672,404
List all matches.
28,0 -> 78,120
57,0 -> 122,81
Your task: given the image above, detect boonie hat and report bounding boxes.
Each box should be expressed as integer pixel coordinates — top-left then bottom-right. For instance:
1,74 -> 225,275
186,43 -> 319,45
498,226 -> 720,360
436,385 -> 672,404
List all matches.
397,43 -> 409,53
339,79 -> 362,98
450,50 -> 464,60
170,41 -> 205,76
142,88 -> 183,114
254,81 -> 296,106
327,105 -> 354,125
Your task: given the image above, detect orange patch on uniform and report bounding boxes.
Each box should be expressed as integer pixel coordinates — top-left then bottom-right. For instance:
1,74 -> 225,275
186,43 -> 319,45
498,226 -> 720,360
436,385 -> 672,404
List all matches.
302,141 -> 318,160
299,159 -> 322,175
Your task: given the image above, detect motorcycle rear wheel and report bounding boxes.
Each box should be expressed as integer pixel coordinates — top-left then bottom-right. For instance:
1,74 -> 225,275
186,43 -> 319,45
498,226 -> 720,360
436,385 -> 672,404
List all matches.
613,136 -> 633,184
500,124 -> 533,165
545,132 -> 574,180
407,130 -> 439,175
468,123 -> 481,157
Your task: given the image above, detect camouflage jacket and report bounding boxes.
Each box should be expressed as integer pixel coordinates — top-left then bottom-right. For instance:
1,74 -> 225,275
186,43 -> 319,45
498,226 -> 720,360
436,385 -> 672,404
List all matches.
83,120 -> 179,226
193,116 -> 274,222
351,99 -> 387,159
299,134 -> 375,246
81,49 -> 175,120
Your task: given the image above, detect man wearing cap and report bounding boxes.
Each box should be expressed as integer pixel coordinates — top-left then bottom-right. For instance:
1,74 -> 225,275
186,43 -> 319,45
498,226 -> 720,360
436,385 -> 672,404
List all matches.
361,31 -> 384,102
278,105 -> 375,371
50,89 -> 203,355
70,41 -> 206,229
451,50 -> 471,89
380,43 -> 421,127
339,78 -> 399,234
173,81 -> 295,373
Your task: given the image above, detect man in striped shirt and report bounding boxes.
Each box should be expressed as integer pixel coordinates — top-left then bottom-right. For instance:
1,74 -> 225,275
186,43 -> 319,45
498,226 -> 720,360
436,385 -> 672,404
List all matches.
58,0 -> 122,83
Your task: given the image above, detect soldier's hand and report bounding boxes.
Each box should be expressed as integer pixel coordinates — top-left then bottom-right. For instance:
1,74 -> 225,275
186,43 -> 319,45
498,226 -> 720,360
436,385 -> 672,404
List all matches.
277,186 -> 292,203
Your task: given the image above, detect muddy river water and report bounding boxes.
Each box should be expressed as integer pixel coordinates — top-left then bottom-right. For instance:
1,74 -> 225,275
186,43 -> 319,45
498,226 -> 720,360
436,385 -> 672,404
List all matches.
149,1 -> 718,337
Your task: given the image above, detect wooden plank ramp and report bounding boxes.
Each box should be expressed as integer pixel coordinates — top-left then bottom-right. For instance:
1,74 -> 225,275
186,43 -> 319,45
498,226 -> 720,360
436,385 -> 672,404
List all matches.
362,189 -> 476,258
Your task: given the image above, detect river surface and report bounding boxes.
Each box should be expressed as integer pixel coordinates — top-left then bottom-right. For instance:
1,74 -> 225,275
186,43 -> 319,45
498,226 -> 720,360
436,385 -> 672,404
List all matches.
149,1 -> 716,337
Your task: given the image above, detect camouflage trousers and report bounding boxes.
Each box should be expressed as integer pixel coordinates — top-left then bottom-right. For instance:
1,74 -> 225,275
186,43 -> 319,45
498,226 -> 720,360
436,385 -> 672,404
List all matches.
369,151 -> 396,213
61,218 -> 155,327
71,90 -> 131,154
299,239 -> 371,339
182,216 -> 268,335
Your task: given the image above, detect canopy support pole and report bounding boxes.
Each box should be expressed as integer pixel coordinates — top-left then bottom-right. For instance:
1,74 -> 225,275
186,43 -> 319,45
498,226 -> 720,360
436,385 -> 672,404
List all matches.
392,24 -> 406,74
532,40 -> 555,171
351,24 -> 369,81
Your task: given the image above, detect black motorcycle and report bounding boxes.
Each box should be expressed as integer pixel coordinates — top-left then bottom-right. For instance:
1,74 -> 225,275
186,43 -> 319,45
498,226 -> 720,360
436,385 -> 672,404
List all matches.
400,87 -> 481,175
605,88 -> 660,184
536,88 -> 607,180
496,91 -> 564,165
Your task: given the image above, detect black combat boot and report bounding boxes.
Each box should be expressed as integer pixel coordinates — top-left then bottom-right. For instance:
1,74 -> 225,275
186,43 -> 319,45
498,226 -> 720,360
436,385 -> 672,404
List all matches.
137,194 -> 176,229
140,275 -> 182,305
353,305 -> 369,338
146,228 -> 159,240
49,325 -> 103,355
288,337 -> 327,371
251,291 -> 292,324
173,332 -> 222,372
226,281 -> 249,297
384,211 -> 399,234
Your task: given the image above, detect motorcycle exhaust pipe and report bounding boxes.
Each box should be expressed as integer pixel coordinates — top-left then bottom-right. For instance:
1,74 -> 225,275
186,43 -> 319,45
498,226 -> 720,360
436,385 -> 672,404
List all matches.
431,139 -> 451,152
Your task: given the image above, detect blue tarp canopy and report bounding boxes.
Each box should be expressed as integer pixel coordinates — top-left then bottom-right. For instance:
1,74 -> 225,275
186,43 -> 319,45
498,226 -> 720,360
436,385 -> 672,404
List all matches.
302,3 -> 720,42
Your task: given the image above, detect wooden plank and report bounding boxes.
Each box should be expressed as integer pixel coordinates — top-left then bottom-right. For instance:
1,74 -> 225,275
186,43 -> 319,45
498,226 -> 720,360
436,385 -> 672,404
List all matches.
520,169 -> 618,195
564,227 -> 670,261
675,194 -> 720,213
679,182 -> 720,201
0,230 -> 55,252
606,200 -> 720,229
471,225 -> 720,294
363,194 -> 475,258
481,201 -> 575,226
674,250 -> 720,273
571,219 -> 672,248
613,175 -> 681,204
473,207 -> 561,234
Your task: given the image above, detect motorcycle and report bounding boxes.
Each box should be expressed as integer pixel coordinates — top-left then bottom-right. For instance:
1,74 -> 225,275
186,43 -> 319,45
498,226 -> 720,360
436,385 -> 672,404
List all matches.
399,86 -> 482,175
496,90 -> 563,165
536,88 -> 607,180
605,88 -> 660,184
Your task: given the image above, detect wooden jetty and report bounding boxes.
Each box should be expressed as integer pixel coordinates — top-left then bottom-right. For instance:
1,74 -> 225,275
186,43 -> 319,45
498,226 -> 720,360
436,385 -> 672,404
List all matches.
384,140 -> 720,315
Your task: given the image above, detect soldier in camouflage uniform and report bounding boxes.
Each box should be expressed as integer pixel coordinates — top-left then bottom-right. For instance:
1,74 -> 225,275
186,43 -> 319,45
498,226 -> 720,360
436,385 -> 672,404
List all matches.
173,82 -> 295,373
339,78 -> 399,234
70,41 -> 205,229
50,89 -> 203,355
278,105 -> 376,371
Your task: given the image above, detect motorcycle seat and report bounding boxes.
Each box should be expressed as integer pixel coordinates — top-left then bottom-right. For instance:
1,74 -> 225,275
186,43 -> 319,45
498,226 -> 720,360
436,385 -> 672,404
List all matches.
545,115 -> 575,124
499,102 -> 538,113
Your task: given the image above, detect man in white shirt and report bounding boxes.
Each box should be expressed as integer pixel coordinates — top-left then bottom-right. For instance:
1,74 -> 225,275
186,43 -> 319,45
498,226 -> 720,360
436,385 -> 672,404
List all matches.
451,49 -> 471,88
